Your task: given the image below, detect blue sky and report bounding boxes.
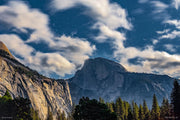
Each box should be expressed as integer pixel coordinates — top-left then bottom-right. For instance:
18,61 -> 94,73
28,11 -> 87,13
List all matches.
0,0 -> 180,79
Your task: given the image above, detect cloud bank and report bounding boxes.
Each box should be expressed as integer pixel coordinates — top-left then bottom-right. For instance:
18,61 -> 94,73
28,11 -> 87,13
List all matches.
1,0 -> 180,78
0,1 -> 95,77
52,0 -> 180,78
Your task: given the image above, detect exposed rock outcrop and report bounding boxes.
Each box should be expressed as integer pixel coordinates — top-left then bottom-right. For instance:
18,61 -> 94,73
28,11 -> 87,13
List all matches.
69,57 -> 174,107
0,42 -> 72,120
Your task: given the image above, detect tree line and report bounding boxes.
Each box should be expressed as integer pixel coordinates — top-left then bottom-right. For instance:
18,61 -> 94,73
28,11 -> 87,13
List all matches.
72,80 -> 180,120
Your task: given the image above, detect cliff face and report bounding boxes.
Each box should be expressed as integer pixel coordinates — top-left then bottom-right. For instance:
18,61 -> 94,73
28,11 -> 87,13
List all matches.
69,58 -> 174,107
0,42 -> 72,120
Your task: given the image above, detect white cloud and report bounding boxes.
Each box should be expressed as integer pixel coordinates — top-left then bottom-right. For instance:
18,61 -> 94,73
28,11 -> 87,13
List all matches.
30,52 -> 76,77
166,20 -> 180,29
151,1 -> 168,13
157,29 -> 170,34
0,1 -> 95,77
1,0 -> 180,78
0,34 -> 34,59
152,39 -> 158,45
52,0 -> 132,30
159,20 -> 180,39
164,44 -> 176,52
51,0 -> 180,78
160,30 -> 180,39
114,46 -> 180,77
172,0 -> 180,10
0,1 -> 53,44
150,1 -> 170,20
0,34 -> 76,77
53,35 -> 96,65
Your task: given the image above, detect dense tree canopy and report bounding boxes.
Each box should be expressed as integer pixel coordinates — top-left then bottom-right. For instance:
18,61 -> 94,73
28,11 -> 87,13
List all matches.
73,97 -> 117,120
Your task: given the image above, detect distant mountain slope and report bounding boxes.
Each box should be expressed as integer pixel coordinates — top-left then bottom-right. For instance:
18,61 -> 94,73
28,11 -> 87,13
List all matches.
0,41 -> 72,120
69,57 -> 175,107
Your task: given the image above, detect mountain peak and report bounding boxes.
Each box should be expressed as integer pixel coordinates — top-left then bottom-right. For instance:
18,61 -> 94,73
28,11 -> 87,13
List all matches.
0,41 -> 14,59
84,57 -> 127,73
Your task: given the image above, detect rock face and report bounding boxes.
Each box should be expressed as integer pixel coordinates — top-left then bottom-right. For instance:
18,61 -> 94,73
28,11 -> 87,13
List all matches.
0,41 -> 14,58
69,57 -> 174,107
0,42 -> 72,120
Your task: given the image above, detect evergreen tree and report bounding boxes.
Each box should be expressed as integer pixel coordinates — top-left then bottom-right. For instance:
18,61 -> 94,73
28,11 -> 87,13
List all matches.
171,80 -> 180,118
160,98 -> 170,119
107,102 -> 114,113
132,101 -> 139,120
31,108 -> 40,120
127,105 -> 133,120
73,97 -> 117,120
99,97 -> 105,104
143,100 -> 150,120
0,89 -> 12,103
14,97 -> 32,120
139,104 -> 145,120
115,97 -> 125,120
124,101 -> 130,120
151,94 -> 160,120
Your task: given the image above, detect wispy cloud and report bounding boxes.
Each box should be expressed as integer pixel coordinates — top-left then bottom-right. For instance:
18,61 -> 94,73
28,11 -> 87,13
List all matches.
151,1 -> 168,13
150,1 -> 170,20
0,1 -> 95,77
164,44 -> 176,52
159,20 -> 180,39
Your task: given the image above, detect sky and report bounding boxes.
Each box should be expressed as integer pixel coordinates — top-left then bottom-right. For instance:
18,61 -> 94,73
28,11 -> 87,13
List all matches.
0,0 -> 180,79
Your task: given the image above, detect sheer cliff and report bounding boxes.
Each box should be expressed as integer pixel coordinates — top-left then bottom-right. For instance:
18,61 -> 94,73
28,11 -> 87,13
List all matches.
0,42 -> 72,120
69,58 -> 174,107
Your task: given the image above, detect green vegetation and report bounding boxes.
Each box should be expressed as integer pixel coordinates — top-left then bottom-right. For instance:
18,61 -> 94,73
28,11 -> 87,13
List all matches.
72,80 -> 180,120
151,94 -> 160,120
73,97 -> 117,120
0,90 -> 40,120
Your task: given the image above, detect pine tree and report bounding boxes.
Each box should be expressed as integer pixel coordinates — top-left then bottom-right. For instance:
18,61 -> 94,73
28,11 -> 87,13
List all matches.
151,94 -> 160,120
31,108 -> 40,120
124,101 -> 130,120
139,104 -> 145,120
107,102 -> 114,113
99,97 -> 105,104
73,97 -> 117,120
171,80 -> 180,118
115,97 -> 125,120
160,98 -> 170,119
143,100 -> 150,120
1,89 -> 12,102
127,105 -> 133,120
132,101 -> 139,120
